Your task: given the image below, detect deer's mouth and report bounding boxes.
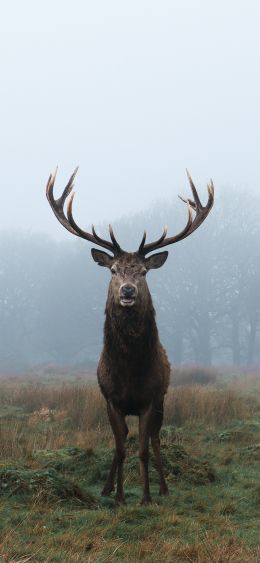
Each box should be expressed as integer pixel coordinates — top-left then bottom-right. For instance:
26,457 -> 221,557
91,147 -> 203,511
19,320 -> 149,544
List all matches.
120,296 -> 136,307
119,284 -> 137,307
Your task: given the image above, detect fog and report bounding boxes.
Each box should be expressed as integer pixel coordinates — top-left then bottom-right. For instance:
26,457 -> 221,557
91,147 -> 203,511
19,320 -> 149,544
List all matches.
0,186 -> 259,371
0,2 -> 260,371
1,1 -> 260,237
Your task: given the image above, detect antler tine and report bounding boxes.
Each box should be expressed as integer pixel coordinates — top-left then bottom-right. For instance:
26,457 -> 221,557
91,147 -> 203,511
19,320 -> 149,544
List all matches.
138,226 -> 168,256
179,174 -> 214,212
207,179 -> 214,207
46,167 -> 58,203
46,168 -> 122,255
46,167 -> 79,237
59,167 -> 79,205
67,195 -> 121,253
186,169 -> 202,209
137,172 -> 214,256
92,224 -> 105,243
178,195 -> 197,210
109,224 -> 122,252
138,230 -> 147,253
90,224 -> 121,254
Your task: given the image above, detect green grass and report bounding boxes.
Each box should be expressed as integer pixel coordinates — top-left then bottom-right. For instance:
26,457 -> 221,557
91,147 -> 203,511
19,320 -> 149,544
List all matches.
0,375 -> 259,561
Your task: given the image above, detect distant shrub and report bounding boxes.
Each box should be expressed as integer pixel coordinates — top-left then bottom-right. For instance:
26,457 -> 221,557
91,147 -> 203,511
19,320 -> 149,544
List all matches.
172,365 -> 218,386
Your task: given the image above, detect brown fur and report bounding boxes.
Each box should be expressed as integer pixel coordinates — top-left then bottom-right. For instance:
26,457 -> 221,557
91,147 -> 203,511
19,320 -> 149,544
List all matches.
46,168 -> 214,505
95,252 -> 170,504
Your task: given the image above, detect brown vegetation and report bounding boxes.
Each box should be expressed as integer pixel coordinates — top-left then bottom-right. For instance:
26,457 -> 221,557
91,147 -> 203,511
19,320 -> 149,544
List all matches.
0,374 -> 257,464
165,385 -> 251,426
0,370 -> 259,562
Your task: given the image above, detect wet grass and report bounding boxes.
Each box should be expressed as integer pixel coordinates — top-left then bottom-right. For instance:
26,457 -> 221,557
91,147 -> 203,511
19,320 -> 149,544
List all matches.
0,372 -> 259,561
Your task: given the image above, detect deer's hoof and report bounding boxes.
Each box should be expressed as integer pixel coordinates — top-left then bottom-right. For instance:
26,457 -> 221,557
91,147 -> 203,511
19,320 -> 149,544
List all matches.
115,495 -> 126,506
101,485 -> 114,497
159,485 -> 169,496
140,495 -> 152,505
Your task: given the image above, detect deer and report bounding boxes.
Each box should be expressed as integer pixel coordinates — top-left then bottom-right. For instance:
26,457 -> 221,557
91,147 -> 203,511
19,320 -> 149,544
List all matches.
46,168 -> 214,505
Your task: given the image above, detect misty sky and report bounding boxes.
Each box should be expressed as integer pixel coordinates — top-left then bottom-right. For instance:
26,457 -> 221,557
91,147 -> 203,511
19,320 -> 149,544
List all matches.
1,0 -> 260,239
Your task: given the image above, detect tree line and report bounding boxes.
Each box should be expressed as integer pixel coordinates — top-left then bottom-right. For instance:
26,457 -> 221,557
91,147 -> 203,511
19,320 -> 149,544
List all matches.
0,185 -> 259,371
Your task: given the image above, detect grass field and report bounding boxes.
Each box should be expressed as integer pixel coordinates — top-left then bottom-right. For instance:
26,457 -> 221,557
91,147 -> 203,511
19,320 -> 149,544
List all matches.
0,369 -> 259,562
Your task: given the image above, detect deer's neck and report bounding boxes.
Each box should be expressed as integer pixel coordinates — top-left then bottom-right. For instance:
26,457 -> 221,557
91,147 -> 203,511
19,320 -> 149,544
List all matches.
104,293 -> 158,358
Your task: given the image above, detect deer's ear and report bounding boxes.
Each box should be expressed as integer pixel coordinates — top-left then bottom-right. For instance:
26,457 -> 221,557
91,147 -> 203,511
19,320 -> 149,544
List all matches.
91,249 -> 113,268
145,251 -> 168,270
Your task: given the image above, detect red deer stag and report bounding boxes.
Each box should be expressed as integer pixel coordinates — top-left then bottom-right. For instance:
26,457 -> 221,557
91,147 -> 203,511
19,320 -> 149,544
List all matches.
46,169 -> 214,505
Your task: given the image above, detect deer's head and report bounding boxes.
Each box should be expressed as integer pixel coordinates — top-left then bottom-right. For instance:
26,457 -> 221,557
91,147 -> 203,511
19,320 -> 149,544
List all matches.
46,168 -> 214,309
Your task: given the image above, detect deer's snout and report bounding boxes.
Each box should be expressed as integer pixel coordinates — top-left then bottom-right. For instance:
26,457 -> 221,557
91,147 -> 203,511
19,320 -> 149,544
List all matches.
119,284 -> 138,307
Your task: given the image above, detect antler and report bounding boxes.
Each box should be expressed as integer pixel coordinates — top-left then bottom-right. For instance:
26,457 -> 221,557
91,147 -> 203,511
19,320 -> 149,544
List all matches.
46,168 -> 122,255
138,170 -> 214,256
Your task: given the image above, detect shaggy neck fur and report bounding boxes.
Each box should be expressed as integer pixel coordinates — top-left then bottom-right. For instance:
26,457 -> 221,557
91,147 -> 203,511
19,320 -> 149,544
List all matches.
104,286 -> 159,361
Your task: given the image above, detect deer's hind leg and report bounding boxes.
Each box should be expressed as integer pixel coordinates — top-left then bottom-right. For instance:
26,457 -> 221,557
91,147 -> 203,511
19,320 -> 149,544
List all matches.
139,406 -> 153,505
102,401 -> 128,504
150,403 -> 169,496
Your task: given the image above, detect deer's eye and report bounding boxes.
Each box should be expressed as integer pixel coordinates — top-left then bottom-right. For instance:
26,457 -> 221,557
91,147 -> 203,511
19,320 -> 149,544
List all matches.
141,268 -> 147,276
111,267 -> 117,275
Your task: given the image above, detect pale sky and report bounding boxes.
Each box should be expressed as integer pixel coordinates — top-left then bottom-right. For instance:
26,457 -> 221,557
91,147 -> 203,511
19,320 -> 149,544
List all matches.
0,0 -> 260,238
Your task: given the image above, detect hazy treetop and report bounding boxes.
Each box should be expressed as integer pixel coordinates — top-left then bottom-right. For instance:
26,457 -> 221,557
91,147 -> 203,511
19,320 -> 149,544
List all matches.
1,0 -> 259,238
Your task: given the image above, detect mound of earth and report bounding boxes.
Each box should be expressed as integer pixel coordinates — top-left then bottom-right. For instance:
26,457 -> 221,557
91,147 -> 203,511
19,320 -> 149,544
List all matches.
33,433 -> 215,489
34,446 -> 95,473
126,432 -> 215,485
34,446 -> 112,486
159,443 -> 215,484
0,466 -> 97,507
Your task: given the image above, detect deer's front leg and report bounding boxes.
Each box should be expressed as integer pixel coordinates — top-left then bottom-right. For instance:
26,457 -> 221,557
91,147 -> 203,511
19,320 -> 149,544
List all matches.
139,406 -> 153,505
101,452 -> 117,496
106,401 -> 127,505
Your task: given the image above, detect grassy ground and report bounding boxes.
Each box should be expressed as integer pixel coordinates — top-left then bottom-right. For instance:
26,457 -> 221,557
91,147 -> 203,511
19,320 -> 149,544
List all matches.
0,370 -> 259,562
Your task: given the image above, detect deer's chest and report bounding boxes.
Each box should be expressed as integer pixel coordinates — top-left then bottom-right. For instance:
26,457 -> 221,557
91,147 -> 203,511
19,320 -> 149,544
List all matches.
99,365 -> 160,415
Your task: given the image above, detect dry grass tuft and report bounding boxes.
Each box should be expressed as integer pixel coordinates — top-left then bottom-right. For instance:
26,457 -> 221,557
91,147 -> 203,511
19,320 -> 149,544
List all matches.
165,385 -> 250,426
0,374 -> 258,463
